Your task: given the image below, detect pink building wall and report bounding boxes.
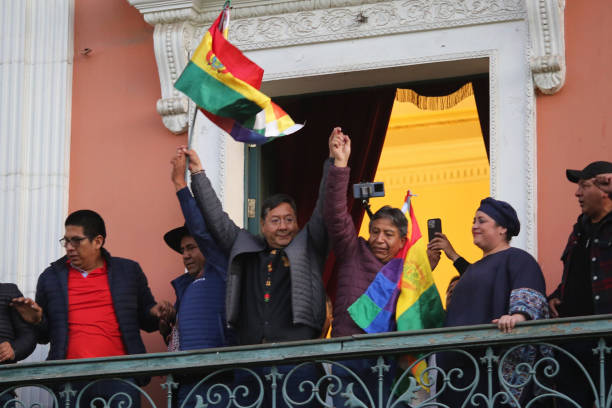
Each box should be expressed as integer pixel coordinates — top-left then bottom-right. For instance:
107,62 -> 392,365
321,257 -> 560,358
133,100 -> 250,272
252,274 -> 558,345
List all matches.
67,0 -> 611,401
537,0 -> 612,293
68,0 -> 612,325
69,1 -> 185,398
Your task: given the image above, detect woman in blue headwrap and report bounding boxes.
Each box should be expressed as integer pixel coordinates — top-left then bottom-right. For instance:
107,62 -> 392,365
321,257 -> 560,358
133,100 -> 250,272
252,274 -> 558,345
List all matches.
434,197 -> 549,407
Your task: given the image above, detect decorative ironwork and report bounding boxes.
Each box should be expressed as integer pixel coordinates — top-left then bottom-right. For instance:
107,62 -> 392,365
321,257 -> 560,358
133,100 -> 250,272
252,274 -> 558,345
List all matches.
1,315 -> 612,407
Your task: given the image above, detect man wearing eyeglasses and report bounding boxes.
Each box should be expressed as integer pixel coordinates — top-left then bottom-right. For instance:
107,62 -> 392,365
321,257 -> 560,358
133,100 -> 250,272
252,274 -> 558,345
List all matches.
11,209 -> 173,408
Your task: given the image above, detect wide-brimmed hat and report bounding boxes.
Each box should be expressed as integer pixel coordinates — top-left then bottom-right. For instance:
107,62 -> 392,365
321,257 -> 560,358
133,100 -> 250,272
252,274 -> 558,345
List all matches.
566,161 -> 612,183
163,225 -> 190,253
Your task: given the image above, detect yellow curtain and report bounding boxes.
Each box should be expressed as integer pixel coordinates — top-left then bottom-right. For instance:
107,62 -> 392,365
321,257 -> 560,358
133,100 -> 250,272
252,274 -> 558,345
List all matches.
395,82 -> 474,111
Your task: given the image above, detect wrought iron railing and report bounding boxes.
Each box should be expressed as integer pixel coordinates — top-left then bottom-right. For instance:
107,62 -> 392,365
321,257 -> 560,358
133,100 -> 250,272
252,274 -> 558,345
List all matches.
1,315 -> 611,407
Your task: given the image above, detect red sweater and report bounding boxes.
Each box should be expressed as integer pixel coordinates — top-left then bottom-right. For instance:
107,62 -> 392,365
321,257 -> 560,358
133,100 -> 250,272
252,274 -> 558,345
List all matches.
66,262 -> 126,359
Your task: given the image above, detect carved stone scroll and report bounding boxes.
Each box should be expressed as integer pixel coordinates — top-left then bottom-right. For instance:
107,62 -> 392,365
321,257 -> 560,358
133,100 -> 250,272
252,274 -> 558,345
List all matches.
526,0 -> 566,94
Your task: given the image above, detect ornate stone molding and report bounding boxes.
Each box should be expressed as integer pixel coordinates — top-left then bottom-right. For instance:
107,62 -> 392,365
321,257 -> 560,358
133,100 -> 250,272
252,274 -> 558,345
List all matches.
226,0 -> 525,51
128,1 -> 195,133
128,0 -> 565,133
526,0 -> 566,94
151,20 -> 193,134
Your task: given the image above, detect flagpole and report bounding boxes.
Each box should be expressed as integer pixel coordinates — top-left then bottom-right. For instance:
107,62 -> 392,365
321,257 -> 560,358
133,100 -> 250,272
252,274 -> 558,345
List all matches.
185,72 -> 198,180
184,0 -> 229,179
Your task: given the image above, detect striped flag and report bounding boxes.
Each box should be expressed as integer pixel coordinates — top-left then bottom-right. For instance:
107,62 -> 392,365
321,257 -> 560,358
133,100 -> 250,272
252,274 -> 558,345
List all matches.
396,193 -> 445,331
174,3 -> 302,144
347,191 -> 445,384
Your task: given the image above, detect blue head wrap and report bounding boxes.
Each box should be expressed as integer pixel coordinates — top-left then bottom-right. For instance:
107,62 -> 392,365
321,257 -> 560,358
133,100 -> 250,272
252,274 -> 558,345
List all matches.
477,197 -> 520,237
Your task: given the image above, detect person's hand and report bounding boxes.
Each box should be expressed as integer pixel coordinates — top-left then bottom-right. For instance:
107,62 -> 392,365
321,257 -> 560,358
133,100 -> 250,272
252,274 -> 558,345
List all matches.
549,297 -> 561,318
428,233 -> 460,262
159,318 -> 172,342
171,147 -> 188,191
150,301 -> 176,323
179,146 -> 203,174
0,342 -> 15,363
9,297 -> 43,325
427,247 -> 441,270
595,173 -> 612,194
328,127 -> 351,167
492,314 -> 526,333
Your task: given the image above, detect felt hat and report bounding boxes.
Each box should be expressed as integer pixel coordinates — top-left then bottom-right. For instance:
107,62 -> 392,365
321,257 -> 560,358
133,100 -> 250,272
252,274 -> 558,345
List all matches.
163,225 -> 190,253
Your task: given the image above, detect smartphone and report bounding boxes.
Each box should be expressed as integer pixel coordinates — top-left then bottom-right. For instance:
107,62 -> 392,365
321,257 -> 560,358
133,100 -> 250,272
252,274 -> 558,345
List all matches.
427,218 -> 442,242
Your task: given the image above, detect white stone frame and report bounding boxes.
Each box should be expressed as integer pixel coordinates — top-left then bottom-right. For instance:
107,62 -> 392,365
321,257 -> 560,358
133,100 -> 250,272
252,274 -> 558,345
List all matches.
128,0 -> 567,254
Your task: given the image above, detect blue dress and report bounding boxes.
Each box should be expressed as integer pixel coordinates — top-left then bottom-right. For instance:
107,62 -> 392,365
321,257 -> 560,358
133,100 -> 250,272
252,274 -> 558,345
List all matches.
438,247 -> 549,407
445,247 -> 546,327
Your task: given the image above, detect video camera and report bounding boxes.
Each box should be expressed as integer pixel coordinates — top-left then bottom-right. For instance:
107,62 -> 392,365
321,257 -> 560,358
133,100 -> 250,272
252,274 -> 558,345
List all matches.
352,182 -> 385,200
352,182 -> 385,218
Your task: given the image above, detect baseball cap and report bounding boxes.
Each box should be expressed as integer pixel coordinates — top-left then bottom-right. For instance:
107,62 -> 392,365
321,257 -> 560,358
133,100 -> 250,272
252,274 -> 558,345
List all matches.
566,161 -> 612,183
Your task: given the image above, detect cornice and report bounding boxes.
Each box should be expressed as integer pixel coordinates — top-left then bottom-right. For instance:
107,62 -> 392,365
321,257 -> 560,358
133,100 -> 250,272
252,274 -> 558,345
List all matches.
379,161 -> 490,189
127,0 -> 564,139
225,1 -> 525,51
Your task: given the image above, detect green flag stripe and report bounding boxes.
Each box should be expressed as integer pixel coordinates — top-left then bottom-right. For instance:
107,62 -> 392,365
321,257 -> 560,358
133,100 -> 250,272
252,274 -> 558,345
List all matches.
175,61 -> 261,122
347,295 -> 382,331
396,285 -> 445,331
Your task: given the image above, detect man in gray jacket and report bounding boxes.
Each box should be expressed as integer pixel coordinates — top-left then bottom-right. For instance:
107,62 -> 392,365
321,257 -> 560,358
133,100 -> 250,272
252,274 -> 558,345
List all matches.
180,129 -> 336,407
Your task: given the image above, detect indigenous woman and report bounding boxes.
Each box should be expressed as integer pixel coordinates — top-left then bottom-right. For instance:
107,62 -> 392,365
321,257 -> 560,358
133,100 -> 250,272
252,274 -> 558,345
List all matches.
434,197 -> 549,407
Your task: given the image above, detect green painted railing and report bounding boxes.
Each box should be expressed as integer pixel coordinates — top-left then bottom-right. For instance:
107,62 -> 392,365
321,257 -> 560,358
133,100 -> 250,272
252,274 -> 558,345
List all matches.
1,315 -> 611,407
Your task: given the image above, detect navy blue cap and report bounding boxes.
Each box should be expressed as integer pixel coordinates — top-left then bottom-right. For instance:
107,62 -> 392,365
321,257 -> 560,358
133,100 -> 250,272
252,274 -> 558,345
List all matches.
566,161 -> 612,183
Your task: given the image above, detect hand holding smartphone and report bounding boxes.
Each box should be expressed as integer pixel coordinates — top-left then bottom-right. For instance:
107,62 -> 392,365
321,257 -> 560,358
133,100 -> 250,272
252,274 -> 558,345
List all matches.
427,218 -> 442,242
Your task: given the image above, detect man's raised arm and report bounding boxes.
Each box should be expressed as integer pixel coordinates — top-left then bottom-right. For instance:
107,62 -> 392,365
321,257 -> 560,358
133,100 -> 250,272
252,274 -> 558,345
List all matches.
323,128 -> 359,258
183,146 -> 240,254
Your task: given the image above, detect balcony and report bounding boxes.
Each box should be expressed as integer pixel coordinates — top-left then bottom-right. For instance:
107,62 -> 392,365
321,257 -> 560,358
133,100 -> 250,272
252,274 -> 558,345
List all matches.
1,315 -> 610,407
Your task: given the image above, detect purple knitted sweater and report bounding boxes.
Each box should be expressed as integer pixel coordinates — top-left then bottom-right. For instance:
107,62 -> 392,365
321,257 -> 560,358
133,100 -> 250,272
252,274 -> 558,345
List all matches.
324,165 -> 384,337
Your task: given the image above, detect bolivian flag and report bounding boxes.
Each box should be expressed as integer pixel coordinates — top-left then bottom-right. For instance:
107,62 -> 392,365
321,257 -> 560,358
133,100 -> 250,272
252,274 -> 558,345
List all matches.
347,191 -> 444,384
174,4 -> 302,143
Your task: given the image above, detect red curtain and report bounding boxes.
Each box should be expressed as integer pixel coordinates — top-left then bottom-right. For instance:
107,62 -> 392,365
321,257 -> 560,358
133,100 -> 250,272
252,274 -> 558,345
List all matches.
262,87 -> 397,295
261,76 -> 488,299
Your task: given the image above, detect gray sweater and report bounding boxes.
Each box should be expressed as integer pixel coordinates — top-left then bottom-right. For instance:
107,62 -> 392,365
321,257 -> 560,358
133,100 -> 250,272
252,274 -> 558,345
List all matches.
190,158 -> 331,336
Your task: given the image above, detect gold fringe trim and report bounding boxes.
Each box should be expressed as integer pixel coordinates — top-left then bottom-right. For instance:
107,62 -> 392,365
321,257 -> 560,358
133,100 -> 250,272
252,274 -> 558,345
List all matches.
395,82 -> 474,110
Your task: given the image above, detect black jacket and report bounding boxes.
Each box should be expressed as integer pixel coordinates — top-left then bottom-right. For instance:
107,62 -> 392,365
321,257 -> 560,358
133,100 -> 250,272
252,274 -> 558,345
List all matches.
0,283 -> 36,363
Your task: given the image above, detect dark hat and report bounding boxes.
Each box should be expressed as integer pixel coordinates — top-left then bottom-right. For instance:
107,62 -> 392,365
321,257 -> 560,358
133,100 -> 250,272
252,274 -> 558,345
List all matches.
566,161 -> 612,183
477,197 -> 520,237
163,225 -> 191,253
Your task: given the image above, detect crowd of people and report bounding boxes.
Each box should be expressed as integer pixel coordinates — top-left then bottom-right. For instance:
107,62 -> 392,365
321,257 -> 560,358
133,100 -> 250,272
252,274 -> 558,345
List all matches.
1,127 -> 612,407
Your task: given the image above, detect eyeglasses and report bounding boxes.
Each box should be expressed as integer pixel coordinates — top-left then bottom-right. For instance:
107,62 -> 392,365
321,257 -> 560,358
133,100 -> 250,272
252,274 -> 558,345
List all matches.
59,236 -> 88,248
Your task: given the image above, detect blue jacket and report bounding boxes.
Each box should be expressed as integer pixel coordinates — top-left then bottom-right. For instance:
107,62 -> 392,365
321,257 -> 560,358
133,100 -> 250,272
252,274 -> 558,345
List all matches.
35,249 -> 158,360
172,187 -> 231,349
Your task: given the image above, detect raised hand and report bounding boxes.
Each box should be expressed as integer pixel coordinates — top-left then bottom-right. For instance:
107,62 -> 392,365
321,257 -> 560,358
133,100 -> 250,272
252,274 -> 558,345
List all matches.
171,147 -> 188,191
427,247 -> 441,270
595,173 -> 612,194
179,146 -> 204,174
328,127 -> 351,167
10,297 -> 43,325
427,233 -> 461,262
